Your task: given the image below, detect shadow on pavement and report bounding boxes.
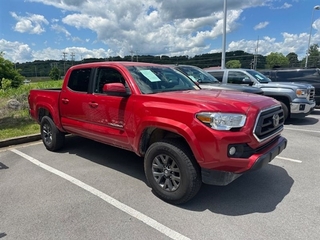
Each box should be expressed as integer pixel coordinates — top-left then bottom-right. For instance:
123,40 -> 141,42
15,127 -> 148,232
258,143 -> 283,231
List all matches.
0,162 -> 9,170
58,135 -> 146,183
56,135 -> 293,215
285,116 -> 319,126
181,164 -> 293,215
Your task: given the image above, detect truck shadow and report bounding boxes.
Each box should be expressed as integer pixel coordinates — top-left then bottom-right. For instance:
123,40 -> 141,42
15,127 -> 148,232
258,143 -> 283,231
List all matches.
182,164 -> 294,215
60,135 -> 146,182
285,116 -> 319,125
60,135 -> 293,216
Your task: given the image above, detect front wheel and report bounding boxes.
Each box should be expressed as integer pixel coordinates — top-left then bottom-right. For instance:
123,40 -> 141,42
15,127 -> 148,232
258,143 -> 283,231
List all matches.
144,139 -> 202,205
40,116 -> 65,151
280,102 -> 289,121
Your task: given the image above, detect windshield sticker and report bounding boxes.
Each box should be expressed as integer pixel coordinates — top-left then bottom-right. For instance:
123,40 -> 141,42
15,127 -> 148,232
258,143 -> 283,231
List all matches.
188,75 -> 197,81
140,70 -> 161,82
255,74 -> 264,80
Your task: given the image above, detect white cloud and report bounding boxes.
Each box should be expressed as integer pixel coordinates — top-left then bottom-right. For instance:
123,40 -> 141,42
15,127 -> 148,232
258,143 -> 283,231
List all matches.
51,24 -> 71,37
1,0 -> 317,62
0,39 -> 33,62
10,12 -> 49,34
270,3 -> 292,10
254,22 -> 269,30
20,0 -> 272,59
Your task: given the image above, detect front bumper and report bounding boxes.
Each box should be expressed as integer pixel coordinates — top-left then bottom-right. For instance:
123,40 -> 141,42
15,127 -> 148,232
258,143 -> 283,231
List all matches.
290,101 -> 316,118
201,136 -> 287,186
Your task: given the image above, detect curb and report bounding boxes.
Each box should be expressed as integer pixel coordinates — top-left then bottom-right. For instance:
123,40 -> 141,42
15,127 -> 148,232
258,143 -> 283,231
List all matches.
0,134 -> 41,148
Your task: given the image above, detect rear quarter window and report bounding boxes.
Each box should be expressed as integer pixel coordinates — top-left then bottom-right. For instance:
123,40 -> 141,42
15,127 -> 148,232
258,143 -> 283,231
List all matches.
68,68 -> 92,92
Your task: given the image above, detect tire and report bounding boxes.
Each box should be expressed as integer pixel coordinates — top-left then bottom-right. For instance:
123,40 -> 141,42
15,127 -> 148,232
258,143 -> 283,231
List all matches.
280,102 -> 289,121
40,116 -> 65,151
144,139 -> 202,205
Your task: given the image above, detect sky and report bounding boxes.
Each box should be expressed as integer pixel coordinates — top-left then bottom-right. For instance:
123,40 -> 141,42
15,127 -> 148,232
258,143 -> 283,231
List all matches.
1,0 -> 320,63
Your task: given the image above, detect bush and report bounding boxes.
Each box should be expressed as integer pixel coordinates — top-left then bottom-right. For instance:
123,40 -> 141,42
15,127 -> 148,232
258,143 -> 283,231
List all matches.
49,67 -> 61,80
0,52 -> 25,89
1,78 -> 12,90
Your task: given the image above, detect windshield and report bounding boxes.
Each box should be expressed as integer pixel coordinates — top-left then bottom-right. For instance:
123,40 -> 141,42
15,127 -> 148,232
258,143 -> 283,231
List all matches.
126,66 -> 200,94
176,66 -> 220,84
245,70 -> 272,83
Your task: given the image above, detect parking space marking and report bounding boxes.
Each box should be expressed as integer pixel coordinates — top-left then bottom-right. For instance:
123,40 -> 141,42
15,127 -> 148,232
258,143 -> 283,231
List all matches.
284,127 -> 320,133
308,115 -> 320,119
276,156 -> 302,163
10,149 -> 190,240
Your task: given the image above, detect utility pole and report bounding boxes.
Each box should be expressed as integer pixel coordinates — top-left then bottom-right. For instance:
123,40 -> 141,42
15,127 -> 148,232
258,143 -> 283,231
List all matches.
253,36 -> 259,70
221,0 -> 227,69
62,52 -> 67,75
130,50 -> 134,61
70,52 -> 75,66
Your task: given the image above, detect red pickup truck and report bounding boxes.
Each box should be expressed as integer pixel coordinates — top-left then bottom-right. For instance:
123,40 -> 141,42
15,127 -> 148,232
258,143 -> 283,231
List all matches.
28,61 -> 287,204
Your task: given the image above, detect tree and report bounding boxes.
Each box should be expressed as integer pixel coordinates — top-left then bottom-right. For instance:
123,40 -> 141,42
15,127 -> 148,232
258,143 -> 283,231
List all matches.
49,67 -> 61,80
266,52 -> 289,69
0,52 -> 24,89
226,60 -> 241,68
307,44 -> 320,67
286,52 -> 299,68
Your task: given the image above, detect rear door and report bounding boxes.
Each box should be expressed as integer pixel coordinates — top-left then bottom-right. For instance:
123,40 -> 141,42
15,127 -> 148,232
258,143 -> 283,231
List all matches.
59,67 -> 94,135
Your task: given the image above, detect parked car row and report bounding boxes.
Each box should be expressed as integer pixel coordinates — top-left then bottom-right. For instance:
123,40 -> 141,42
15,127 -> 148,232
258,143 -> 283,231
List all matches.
172,65 -> 316,121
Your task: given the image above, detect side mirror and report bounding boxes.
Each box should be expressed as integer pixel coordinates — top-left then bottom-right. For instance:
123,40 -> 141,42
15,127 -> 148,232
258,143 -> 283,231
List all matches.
103,83 -> 130,96
242,77 -> 253,86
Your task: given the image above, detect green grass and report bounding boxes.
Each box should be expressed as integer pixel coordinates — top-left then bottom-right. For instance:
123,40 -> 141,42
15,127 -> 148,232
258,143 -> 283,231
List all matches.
0,115 -> 40,140
0,80 -> 63,140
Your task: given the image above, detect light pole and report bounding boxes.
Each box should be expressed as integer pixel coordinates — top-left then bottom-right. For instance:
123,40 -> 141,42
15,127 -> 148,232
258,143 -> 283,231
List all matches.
221,0 -> 227,69
305,5 -> 320,68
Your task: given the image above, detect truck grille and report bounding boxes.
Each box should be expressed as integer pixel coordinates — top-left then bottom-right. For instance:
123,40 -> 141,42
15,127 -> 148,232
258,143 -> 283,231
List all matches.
308,87 -> 315,102
254,106 -> 284,142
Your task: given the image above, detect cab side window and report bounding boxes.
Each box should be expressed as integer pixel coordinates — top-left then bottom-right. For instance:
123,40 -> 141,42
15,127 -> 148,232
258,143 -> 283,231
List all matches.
208,71 -> 223,81
68,68 -> 92,92
227,72 -> 248,84
95,67 -> 125,93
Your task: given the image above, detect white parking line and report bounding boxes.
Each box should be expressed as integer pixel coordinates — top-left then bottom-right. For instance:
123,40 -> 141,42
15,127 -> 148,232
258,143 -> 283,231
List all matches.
284,127 -> 320,133
308,115 -> 320,119
276,156 -> 302,163
10,149 -> 190,240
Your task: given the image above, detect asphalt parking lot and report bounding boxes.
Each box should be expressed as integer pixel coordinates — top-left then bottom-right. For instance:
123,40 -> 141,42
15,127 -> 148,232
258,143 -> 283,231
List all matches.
1,109 -> 320,240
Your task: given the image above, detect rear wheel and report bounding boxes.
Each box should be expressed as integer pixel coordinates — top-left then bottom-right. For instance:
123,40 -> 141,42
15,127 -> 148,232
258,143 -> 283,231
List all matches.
144,139 -> 202,204
40,116 -> 65,151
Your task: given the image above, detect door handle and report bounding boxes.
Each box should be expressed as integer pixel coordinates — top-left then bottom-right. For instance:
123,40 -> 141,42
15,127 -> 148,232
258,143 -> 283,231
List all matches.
61,98 -> 69,104
89,102 -> 98,108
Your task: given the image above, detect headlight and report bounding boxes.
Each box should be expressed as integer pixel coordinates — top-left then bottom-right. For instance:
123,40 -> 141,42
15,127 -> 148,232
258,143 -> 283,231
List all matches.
196,112 -> 246,130
296,89 -> 308,98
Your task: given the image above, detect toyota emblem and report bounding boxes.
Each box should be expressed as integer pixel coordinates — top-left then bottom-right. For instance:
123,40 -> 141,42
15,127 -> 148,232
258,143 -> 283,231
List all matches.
272,114 -> 280,127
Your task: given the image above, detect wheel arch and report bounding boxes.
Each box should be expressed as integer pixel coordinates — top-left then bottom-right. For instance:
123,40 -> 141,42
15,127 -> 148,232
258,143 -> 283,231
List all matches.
36,105 -> 64,132
272,96 -> 290,119
138,126 -> 203,165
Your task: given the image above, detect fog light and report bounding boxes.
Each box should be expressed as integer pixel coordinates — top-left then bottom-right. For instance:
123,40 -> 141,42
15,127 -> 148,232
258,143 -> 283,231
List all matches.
299,104 -> 305,110
229,146 -> 236,156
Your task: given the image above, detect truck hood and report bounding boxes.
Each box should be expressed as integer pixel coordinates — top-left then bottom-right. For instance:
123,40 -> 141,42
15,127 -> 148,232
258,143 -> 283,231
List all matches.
200,83 -> 263,94
260,81 -> 313,89
148,89 -> 279,113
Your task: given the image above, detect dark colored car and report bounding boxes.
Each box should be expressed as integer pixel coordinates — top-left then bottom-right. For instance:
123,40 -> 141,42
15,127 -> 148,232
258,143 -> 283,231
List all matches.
172,65 -> 263,94
259,68 -> 320,106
